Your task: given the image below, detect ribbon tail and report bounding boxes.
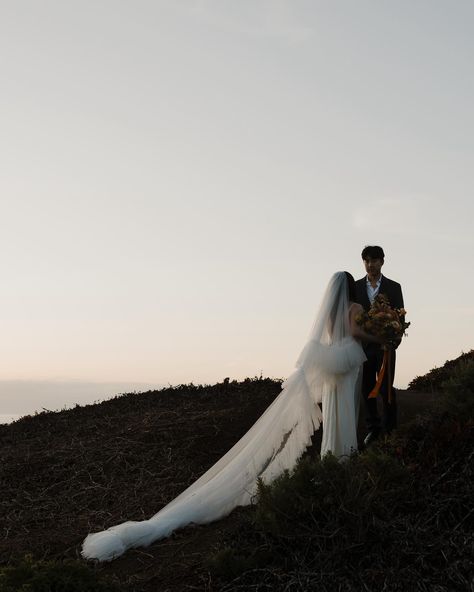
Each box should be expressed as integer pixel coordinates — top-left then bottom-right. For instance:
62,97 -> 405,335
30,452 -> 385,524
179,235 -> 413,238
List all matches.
369,349 -> 389,399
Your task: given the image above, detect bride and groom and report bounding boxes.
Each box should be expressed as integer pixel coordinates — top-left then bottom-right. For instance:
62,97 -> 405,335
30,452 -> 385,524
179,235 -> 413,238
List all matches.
82,245 -> 404,561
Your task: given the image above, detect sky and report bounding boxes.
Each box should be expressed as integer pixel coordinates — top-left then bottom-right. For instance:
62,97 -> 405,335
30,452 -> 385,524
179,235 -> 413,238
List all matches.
1,0 -> 473,418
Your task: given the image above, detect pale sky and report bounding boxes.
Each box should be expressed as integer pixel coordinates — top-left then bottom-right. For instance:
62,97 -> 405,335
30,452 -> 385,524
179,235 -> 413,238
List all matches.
1,1 -> 473,417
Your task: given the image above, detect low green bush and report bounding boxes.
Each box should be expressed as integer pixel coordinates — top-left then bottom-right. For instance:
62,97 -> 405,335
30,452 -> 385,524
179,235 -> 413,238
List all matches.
254,450 -> 412,540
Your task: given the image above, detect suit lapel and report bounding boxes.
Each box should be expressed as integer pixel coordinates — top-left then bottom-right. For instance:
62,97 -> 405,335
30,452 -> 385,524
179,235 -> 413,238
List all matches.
379,276 -> 394,305
357,278 -> 371,311
379,275 -> 387,297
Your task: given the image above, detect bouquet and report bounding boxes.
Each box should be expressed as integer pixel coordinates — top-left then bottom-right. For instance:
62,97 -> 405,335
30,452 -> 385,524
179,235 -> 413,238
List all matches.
356,293 -> 410,348
356,294 -> 410,401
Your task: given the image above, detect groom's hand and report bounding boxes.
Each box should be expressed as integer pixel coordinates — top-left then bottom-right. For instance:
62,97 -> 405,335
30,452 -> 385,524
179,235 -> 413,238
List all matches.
392,337 -> 402,350
382,337 -> 401,350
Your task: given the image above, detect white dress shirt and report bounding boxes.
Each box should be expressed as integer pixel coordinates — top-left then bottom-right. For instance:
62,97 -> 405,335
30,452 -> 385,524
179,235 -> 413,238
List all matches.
366,274 -> 383,304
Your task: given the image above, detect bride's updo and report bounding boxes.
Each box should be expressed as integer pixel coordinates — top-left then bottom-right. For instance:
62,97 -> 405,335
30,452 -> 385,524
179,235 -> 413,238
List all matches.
344,271 -> 356,302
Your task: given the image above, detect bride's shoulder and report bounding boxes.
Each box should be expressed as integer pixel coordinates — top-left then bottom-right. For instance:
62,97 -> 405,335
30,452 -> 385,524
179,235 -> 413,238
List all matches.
348,302 -> 363,320
349,301 -> 363,312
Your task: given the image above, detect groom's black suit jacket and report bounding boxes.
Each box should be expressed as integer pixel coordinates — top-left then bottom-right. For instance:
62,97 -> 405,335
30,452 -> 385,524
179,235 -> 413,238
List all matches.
355,275 -> 404,353
355,275 -> 404,433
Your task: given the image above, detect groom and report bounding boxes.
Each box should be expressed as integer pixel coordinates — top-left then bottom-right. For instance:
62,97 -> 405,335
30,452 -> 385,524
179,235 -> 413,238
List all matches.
355,246 -> 404,445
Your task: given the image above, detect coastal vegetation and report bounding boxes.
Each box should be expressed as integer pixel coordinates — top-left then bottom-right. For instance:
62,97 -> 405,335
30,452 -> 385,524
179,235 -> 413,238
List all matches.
0,355 -> 472,591
209,358 -> 474,591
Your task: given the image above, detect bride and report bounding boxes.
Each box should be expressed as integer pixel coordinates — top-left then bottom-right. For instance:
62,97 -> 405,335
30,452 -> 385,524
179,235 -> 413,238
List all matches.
82,271 -> 381,561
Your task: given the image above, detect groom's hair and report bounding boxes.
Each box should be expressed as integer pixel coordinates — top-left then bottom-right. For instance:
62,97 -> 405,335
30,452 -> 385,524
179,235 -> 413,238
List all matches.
361,245 -> 385,260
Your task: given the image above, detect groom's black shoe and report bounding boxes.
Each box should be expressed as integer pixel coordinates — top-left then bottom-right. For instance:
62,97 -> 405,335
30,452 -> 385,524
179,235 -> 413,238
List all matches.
363,430 -> 380,447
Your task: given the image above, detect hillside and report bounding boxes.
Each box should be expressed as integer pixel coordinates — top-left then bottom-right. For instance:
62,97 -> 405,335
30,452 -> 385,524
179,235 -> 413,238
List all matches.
1,378 -> 282,590
0,358 -> 472,591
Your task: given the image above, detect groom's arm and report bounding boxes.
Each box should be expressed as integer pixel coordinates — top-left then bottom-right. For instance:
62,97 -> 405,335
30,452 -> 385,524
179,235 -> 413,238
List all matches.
391,281 -> 405,349
386,279 -> 404,310
396,283 -> 404,310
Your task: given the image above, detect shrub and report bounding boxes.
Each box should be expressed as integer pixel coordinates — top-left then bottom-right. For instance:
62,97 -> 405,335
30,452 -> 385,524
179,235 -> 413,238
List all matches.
254,450 -> 412,540
408,350 -> 474,392
439,359 -> 474,417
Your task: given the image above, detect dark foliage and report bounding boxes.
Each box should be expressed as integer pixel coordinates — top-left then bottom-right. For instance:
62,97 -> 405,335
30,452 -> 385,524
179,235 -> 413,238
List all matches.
1,361 -> 472,592
209,366 -> 474,591
408,349 -> 474,392
0,556 -> 122,592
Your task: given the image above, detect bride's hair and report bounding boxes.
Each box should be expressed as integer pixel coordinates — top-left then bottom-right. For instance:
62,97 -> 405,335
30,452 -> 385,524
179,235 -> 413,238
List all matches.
344,271 -> 356,301
297,270 -> 366,382
326,272 -> 354,339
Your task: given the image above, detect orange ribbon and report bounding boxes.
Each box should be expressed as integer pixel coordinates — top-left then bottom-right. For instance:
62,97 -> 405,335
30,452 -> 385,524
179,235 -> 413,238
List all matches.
369,349 -> 393,403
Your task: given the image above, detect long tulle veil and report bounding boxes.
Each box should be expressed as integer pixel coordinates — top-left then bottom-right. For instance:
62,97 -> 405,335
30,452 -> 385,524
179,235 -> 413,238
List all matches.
82,272 -> 366,561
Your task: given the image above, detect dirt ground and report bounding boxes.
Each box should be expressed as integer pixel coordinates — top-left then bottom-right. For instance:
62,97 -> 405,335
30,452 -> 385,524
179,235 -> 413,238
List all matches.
0,379 -> 438,591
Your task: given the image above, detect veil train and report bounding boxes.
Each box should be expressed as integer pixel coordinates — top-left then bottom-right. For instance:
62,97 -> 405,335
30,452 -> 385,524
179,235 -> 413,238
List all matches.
82,272 -> 365,561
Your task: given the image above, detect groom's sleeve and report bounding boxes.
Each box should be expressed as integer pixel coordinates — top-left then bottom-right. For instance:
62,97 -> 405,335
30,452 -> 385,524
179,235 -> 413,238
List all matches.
397,284 -> 405,347
397,283 -> 404,309
392,282 -> 405,349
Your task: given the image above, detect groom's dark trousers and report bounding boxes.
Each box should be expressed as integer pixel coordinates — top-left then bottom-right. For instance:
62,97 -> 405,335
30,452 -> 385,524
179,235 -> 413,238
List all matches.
355,276 -> 404,434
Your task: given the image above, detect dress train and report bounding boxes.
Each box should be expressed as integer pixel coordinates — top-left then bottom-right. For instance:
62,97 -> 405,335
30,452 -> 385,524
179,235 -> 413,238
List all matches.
82,337 -> 365,561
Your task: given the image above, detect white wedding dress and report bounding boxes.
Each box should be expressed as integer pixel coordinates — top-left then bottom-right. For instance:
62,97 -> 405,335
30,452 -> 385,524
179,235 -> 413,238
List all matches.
82,272 -> 366,561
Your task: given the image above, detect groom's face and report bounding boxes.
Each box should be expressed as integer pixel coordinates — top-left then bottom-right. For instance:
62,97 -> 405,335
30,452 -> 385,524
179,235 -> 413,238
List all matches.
364,257 -> 384,278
